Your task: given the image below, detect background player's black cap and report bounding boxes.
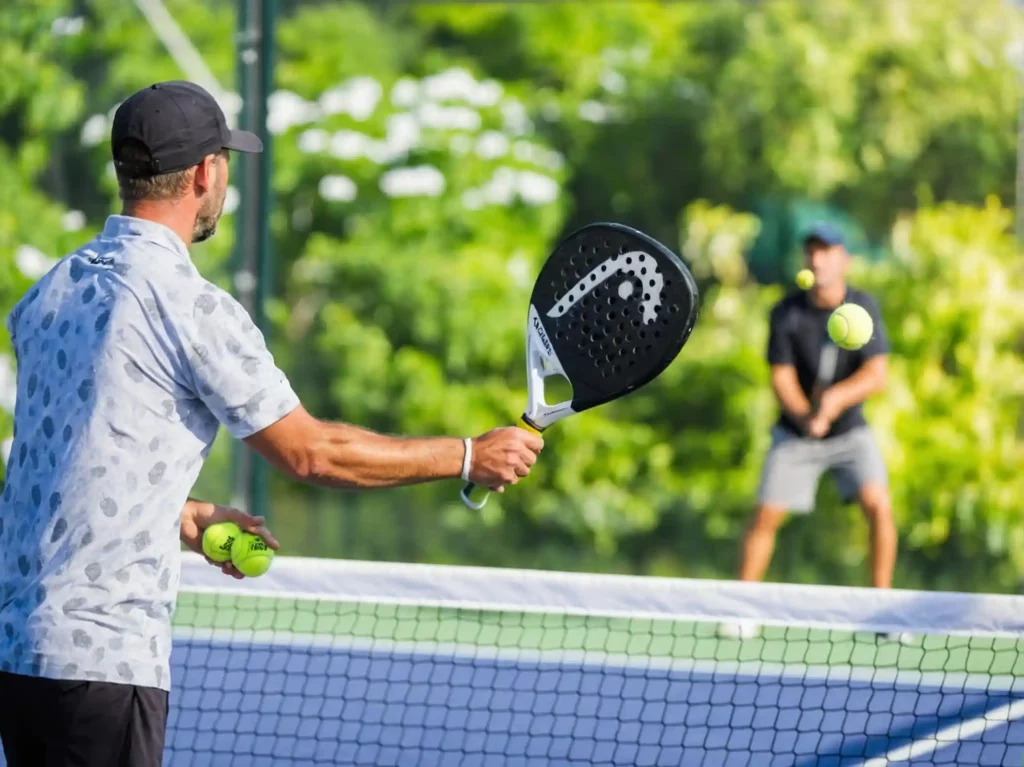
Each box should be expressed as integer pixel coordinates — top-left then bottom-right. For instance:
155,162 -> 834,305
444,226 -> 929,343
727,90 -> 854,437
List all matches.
111,80 -> 262,177
801,221 -> 845,247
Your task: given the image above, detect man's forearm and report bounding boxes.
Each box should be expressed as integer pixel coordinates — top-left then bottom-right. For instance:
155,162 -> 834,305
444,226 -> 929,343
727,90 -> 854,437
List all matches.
770,367 -> 812,424
775,389 -> 812,423
826,361 -> 886,412
305,422 -> 465,489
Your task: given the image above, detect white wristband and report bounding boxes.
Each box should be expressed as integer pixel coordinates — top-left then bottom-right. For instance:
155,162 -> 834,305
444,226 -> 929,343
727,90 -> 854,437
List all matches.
460,438 -> 473,482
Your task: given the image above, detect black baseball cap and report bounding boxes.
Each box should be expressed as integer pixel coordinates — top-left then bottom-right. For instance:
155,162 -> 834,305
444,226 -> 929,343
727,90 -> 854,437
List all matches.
801,221 -> 845,247
111,80 -> 262,177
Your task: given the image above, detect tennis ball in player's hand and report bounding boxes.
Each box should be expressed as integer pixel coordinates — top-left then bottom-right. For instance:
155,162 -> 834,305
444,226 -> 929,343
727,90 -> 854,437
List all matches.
795,269 -> 815,290
230,532 -> 275,577
201,522 -> 242,563
827,303 -> 873,350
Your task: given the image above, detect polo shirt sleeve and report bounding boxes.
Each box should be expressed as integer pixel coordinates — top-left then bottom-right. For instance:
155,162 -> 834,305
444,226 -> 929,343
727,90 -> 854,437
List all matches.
766,301 -> 795,366
856,293 -> 890,359
174,285 -> 300,439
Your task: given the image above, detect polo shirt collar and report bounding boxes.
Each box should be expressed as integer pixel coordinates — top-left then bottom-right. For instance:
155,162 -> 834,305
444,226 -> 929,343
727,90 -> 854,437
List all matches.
101,215 -> 191,262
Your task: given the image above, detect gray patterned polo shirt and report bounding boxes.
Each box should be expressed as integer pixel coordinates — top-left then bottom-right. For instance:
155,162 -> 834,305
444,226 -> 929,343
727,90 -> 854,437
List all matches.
0,215 -> 299,691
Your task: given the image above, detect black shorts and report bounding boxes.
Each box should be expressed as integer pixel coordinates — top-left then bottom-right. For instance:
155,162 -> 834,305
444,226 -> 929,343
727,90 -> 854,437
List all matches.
0,670 -> 168,767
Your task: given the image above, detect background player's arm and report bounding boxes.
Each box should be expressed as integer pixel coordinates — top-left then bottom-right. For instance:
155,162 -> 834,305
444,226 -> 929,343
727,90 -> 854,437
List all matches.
820,296 -> 889,420
765,303 -> 811,430
244,405 -> 540,491
821,355 -> 887,416
770,364 -> 813,429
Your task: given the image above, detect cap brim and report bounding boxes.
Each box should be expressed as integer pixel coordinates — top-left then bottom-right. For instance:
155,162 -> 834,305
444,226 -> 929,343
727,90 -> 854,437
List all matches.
803,230 -> 843,247
225,129 -> 263,153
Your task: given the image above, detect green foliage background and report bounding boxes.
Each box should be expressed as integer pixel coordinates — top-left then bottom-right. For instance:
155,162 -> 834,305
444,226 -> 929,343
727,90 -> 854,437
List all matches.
1,0 -> 1022,593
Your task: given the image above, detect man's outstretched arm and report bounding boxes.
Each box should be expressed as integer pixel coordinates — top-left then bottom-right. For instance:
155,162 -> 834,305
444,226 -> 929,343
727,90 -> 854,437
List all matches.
244,405 -> 543,493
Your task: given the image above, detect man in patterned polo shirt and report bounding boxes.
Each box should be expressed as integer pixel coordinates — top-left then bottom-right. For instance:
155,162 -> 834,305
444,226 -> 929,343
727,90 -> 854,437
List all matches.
0,81 -> 542,766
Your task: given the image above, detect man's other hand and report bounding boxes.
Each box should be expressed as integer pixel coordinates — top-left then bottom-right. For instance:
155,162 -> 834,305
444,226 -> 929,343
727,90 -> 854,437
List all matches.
180,499 -> 280,579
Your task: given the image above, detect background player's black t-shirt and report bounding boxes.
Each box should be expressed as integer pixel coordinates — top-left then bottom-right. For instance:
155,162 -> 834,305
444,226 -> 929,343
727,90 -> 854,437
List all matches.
766,286 -> 889,438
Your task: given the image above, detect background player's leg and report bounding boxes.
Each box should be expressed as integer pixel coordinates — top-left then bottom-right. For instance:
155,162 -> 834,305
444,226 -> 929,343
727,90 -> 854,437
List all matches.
858,482 -> 896,589
830,426 -> 895,589
738,504 -> 788,582
739,427 -> 822,583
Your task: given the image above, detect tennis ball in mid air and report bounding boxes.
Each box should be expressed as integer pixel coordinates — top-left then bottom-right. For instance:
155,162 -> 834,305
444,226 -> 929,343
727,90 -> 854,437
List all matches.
795,269 -> 815,290
827,303 -> 873,350
231,532 -> 275,577
202,521 -> 242,563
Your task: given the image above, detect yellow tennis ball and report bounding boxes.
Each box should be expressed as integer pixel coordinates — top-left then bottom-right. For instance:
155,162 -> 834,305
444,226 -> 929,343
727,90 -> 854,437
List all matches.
796,269 -> 815,290
231,532 -> 275,577
201,521 -> 242,563
827,303 -> 874,350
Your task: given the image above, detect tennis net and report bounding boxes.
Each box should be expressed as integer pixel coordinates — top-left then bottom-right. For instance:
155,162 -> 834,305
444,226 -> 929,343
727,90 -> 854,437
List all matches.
167,553 -> 1024,766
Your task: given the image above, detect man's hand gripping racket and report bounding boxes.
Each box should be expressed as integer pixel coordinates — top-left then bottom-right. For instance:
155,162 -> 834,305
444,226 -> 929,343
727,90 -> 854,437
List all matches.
461,222 -> 700,509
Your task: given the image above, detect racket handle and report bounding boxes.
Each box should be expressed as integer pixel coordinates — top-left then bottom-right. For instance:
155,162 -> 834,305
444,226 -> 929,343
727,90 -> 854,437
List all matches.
459,417 -> 540,510
460,482 -> 490,510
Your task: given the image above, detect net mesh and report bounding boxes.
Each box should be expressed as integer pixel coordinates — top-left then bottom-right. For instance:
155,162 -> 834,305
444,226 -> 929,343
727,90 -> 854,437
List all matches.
166,554 -> 1024,767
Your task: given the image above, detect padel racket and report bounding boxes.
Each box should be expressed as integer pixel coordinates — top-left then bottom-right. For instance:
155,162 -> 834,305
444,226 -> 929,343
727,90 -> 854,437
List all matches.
460,222 -> 700,509
812,342 -> 839,404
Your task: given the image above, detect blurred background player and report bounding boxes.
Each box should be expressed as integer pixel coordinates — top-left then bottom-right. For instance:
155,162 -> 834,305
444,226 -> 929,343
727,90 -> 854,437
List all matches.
722,223 -> 897,637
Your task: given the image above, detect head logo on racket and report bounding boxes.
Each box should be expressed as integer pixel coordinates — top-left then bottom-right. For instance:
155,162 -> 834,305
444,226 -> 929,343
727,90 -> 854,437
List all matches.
461,223 -> 699,509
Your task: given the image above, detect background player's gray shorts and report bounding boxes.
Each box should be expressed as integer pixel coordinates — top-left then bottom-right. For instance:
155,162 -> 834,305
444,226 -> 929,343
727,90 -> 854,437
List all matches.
756,425 -> 887,513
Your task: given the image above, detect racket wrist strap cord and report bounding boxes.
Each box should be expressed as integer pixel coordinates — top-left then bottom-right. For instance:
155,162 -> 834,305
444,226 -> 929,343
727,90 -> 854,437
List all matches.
460,438 -> 473,482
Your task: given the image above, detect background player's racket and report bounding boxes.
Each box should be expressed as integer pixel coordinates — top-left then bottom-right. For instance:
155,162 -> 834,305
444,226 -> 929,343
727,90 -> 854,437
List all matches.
813,342 -> 838,398
810,339 -> 838,420
460,222 -> 700,509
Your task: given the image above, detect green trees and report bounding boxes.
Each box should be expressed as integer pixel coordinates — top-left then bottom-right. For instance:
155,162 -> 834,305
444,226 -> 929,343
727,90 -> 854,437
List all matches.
1,0 -> 1021,592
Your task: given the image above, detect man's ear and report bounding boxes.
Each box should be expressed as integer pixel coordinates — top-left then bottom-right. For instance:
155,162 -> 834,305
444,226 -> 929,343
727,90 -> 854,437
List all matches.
193,154 -> 217,195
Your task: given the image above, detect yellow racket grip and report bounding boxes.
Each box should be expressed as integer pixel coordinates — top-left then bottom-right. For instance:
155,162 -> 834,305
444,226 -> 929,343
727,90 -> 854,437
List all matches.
459,417 -> 540,510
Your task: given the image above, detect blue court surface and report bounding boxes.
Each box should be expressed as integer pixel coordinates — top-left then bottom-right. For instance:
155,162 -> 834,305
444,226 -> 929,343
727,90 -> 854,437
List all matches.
161,638 -> 1024,767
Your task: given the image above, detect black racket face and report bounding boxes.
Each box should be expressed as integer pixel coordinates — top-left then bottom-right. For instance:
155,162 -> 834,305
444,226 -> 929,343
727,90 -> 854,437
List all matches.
530,222 -> 699,413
